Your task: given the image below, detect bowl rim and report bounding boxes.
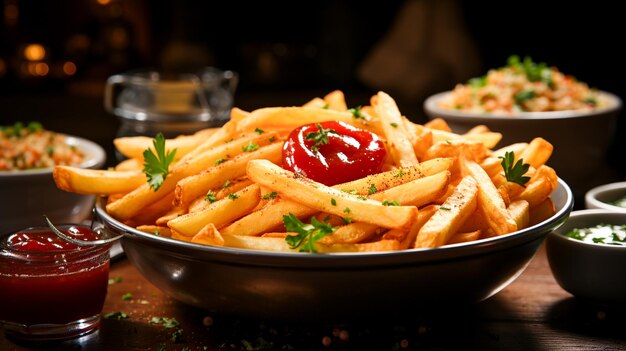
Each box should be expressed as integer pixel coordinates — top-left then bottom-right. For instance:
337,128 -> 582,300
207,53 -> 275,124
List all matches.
0,134 -> 106,177
550,209 -> 626,250
584,181 -> 626,212
96,179 -> 574,268
423,90 -> 622,120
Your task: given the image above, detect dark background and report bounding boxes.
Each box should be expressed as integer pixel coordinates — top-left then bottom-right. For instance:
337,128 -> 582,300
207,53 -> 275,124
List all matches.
1,0 -> 624,176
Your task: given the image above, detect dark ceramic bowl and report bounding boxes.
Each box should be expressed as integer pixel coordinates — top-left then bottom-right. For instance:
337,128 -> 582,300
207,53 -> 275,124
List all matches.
423,91 -> 622,198
96,179 -> 573,320
0,135 -> 106,235
546,209 -> 626,306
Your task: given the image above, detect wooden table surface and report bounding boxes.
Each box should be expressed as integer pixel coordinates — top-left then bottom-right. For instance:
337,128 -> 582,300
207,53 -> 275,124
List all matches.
1,244 -> 625,351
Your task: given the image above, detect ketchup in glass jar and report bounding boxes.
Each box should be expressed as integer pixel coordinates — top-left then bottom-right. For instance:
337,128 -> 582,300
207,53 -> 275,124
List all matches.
0,225 -> 111,340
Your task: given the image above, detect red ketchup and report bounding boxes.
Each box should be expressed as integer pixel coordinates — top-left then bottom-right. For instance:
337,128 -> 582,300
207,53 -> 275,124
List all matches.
0,225 -> 110,339
282,121 -> 387,186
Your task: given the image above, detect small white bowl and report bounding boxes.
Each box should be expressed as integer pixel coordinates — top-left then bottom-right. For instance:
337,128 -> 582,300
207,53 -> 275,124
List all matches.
0,135 -> 106,234
585,181 -> 626,213
423,91 -> 622,197
546,209 -> 626,305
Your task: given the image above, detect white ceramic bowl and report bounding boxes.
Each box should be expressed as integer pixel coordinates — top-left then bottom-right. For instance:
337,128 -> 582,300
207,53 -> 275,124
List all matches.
424,91 -> 622,197
585,181 -> 626,213
0,135 -> 106,234
546,209 -> 626,305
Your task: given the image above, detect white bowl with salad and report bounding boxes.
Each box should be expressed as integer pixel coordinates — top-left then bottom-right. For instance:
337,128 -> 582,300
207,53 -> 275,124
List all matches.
0,122 -> 106,234
546,209 -> 626,305
423,55 -> 622,197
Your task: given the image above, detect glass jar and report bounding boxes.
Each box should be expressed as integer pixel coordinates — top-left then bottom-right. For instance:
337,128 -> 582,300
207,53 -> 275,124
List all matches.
0,225 -> 111,340
104,67 -> 238,140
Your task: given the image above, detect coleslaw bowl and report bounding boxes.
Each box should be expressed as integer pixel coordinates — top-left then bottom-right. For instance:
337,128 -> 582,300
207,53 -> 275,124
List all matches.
423,90 -> 622,197
95,179 -> 573,321
0,135 -> 106,234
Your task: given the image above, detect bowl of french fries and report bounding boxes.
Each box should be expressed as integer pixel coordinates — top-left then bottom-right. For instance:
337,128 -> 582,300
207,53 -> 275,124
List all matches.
56,90 -> 574,319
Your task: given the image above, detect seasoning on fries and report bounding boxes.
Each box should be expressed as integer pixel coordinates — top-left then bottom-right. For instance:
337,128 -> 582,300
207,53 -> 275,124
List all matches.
53,90 -> 558,253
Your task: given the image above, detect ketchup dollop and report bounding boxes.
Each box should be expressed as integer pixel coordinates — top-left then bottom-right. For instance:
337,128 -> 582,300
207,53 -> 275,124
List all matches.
282,121 -> 387,186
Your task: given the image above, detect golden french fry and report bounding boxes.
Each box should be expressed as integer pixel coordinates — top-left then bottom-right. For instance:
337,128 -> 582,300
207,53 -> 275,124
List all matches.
53,166 -> 145,195
447,230 -> 481,245
463,158 -> 517,235
174,142 -> 282,207
168,184 -> 260,236
424,117 -> 452,132
508,200 -> 530,230
127,192 -> 176,227
374,91 -> 418,166
236,107 -> 358,133
323,90 -> 348,111
230,107 -> 250,122
188,177 -> 254,213
302,97 -> 326,108
115,158 -> 143,172
223,234 -> 294,252
514,165 -> 558,207
518,137 -> 553,169
155,206 -> 186,226
247,159 -> 417,230
191,223 -> 225,246
462,131 -> 502,149
415,176 -> 479,248
113,128 -> 217,160
384,204 -> 438,249
317,239 -> 400,253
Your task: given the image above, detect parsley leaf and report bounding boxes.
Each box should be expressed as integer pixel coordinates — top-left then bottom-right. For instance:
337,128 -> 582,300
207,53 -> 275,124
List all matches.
499,151 -> 530,186
254,127 -> 265,134
382,200 -> 400,206
305,123 -> 337,152
205,191 -> 217,203
104,311 -> 128,319
514,89 -> 536,106
121,292 -> 133,301
262,191 -> 278,200
348,105 -> 365,119
143,133 -> 177,191
228,193 -> 239,200
283,213 -> 336,253
242,141 -> 260,152
368,184 -> 377,195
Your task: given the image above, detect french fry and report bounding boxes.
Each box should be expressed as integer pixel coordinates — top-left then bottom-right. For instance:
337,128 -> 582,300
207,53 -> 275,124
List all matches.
168,184 -> 260,236
374,91 -> 418,166
114,158 -> 143,172
323,90 -> 348,111
424,117 -> 452,132
508,200 -> 530,230
514,165 -> 558,207
174,142 -> 282,207
191,223 -> 225,246
54,166 -> 145,195
462,158 -> 517,235
235,107 -> 359,134
447,230 -> 481,245
113,128 -> 217,160
302,97 -> 326,109
188,177 -> 254,213
529,198 -> 556,226
384,204 -> 438,249
415,176 -> 479,248
247,159 -> 417,230
230,107 -> 250,122
518,137 -> 553,169
136,225 -> 171,238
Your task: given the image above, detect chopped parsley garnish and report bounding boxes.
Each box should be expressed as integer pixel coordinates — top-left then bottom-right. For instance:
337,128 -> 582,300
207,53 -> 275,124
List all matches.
242,141 -> 260,152
305,123 -> 337,152
221,179 -> 231,189
143,133 -> 177,191
357,195 -> 368,201
104,311 -> 128,320
499,151 -> 530,186
331,198 -> 337,206
269,136 -> 276,142
468,75 -> 487,88
382,200 -> 400,206
368,184 -> 377,195
343,207 -> 351,214
150,316 -> 180,328
214,158 -> 227,165
394,169 -> 405,178
514,89 -> 536,106
205,191 -> 217,203
228,193 -> 239,200
342,217 -> 352,224
262,191 -> 278,200
390,122 -> 398,128
108,276 -> 122,285
507,55 -> 554,88
341,189 -> 357,195
583,96 -> 598,106
283,213 -> 336,253
121,292 -> 133,301
254,127 -> 265,134
348,105 -> 365,119
440,206 -> 451,211
322,103 -> 329,109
